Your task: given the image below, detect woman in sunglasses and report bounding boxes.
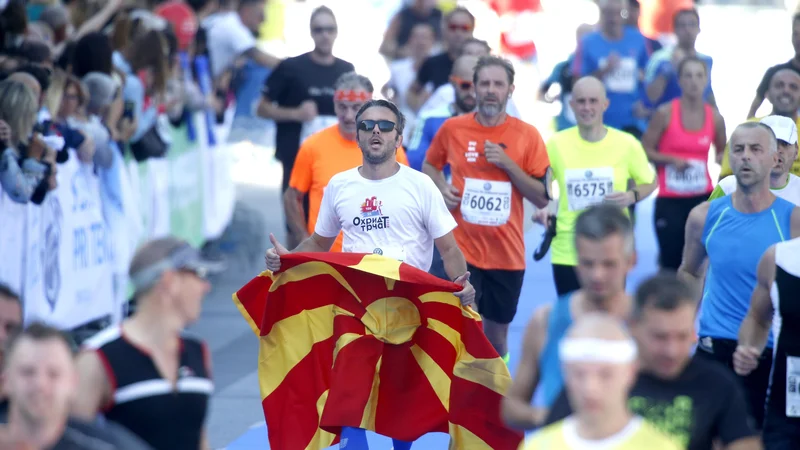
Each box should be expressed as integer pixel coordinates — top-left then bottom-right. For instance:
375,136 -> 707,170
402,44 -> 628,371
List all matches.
266,99 -> 476,450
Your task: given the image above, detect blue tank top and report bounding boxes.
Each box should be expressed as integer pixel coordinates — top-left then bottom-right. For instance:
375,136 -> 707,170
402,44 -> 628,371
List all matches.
700,195 -> 793,347
538,294 -> 573,407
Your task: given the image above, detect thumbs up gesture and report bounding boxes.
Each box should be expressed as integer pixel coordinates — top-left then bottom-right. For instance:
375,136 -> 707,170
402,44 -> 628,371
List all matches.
265,233 -> 290,272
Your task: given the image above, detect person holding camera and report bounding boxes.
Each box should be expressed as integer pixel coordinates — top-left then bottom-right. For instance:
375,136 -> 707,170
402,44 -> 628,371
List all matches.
0,79 -> 56,205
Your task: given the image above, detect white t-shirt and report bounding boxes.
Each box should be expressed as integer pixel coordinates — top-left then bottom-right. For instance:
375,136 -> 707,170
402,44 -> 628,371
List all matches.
717,174 -> 800,205
417,83 -> 521,119
205,11 -> 257,79
315,164 -> 457,271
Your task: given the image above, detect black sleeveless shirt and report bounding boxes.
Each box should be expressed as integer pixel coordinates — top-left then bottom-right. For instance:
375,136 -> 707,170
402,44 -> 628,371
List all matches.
84,326 -> 213,450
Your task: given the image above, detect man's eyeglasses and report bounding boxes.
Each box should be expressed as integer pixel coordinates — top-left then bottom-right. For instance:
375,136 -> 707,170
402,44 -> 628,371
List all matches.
358,120 -> 396,133
448,23 -> 472,32
312,26 -> 337,35
450,76 -> 473,90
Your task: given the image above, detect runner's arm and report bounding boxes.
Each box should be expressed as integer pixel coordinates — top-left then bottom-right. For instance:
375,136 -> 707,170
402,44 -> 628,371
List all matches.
244,47 -> 282,70
72,351 -> 113,421
504,162 -> 549,208
746,94 -> 764,119
501,305 -> 551,430
422,161 -> 448,190
434,232 -> 468,281
283,188 -> 309,240
678,202 -> 710,303
641,105 -> 682,166
738,246 -> 776,366
257,95 -> 304,122
378,14 -> 404,59
292,233 -> 336,253
712,109 -> 728,164
790,207 -> 800,238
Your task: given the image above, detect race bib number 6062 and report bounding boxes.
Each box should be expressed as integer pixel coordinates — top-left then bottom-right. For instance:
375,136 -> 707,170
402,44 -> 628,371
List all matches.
461,178 -> 513,226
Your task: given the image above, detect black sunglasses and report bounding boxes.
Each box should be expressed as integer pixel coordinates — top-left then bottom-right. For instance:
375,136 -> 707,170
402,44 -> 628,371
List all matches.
312,26 -> 337,34
358,120 -> 396,133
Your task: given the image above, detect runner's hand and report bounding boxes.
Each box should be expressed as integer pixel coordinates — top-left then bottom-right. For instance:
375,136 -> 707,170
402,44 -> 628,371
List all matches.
485,140 -> 511,170
295,100 -> 318,122
733,345 -> 761,376
441,185 -> 461,210
532,209 -> 549,226
265,233 -> 289,272
673,159 -> 691,171
453,272 -> 476,308
604,191 -> 635,208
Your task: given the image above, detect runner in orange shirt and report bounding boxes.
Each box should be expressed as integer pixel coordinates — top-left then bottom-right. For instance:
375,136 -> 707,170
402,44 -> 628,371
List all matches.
285,72 -> 409,252
423,55 -> 551,360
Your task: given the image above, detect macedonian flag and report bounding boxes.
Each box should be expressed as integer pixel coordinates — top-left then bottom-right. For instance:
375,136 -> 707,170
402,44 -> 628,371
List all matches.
233,252 -> 523,450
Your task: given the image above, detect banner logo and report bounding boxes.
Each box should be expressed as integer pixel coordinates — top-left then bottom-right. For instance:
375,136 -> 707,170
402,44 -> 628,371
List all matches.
43,196 -> 63,311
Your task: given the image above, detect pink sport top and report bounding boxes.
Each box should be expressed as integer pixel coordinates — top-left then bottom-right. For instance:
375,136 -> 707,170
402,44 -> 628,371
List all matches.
656,99 -> 715,198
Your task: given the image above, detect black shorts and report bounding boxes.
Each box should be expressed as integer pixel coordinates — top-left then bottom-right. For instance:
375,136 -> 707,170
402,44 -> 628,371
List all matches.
764,410 -> 800,450
696,337 -> 772,429
552,264 -> 580,297
468,263 -> 525,324
654,195 -> 707,270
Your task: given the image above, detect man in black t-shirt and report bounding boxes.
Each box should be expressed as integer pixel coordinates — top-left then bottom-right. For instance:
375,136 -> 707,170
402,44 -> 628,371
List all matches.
545,274 -> 760,450
406,6 -> 475,112
0,323 -> 152,450
257,5 -> 354,246
747,12 -> 800,118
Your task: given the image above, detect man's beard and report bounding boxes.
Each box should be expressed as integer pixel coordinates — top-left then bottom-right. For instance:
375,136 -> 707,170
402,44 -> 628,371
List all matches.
455,95 -> 476,113
363,144 -> 394,165
478,100 -> 505,118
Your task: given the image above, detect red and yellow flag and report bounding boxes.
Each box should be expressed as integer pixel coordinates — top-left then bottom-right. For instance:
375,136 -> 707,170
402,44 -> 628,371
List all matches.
233,252 -> 523,450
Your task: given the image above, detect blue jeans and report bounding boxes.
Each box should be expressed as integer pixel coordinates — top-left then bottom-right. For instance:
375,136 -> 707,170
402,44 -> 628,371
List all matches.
340,427 -> 412,450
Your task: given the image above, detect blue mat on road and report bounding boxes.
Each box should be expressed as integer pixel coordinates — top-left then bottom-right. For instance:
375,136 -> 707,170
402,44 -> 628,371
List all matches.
225,196 -> 660,450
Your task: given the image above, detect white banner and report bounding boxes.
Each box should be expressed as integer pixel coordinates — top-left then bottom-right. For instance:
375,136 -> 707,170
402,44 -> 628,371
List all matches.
198,114 -> 235,240
0,187 -> 27,294
24,154 -> 115,329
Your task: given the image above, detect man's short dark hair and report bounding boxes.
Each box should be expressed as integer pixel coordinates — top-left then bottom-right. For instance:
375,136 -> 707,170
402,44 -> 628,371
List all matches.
0,283 -> 20,305
6,322 -> 74,362
355,99 -> 406,136
310,5 -> 335,26
444,6 -> 475,25
461,37 -> 491,55
673,8 -> 700,27
632,272 -> 695,320
473,55 -> 515,86
574,204 -> 634,255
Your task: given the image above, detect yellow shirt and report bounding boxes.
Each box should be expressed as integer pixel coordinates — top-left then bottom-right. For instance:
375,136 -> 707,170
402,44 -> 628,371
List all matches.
520,417 -> 681,450
548,128 -> 655,266
719,116 -> 800,178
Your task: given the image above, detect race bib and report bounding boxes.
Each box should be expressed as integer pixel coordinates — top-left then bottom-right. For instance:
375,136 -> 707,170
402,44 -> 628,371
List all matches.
665,160 -> 708,194
602,57 -> 637,93
300,115 -> 338,143
787,356 -> 800,417
460,178 -> 512,226
565,167 -> 614,212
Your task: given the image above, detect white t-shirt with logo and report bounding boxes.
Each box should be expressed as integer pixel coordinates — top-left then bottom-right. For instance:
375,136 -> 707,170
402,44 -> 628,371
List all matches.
315,164 -> 457,271
717,174 -> 800,205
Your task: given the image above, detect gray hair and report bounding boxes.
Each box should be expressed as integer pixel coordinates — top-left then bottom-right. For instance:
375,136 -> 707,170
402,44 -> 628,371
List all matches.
473,55 -> 516,86
82,72 -> 117,114
733,121 -> 778,154
334,72 -> 374,94
39,5 -> 70,30
574,204 -> 635,256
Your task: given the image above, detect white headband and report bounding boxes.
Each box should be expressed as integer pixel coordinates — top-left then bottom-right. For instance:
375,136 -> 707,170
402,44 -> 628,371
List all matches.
559,338 -> 638,364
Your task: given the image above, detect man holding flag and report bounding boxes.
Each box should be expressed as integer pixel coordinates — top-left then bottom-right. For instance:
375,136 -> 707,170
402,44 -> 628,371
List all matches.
264,98 -> 477,449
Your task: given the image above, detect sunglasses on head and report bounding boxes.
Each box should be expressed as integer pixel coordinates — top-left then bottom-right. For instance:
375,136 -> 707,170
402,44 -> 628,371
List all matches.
312,26 -> 337,34
358,120 -> 396,133
450,76 -> 473,90
448,23 -> 472,32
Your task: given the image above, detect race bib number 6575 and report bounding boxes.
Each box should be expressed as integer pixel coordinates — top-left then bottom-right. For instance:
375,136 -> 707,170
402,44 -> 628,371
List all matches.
564,167 -> 614,212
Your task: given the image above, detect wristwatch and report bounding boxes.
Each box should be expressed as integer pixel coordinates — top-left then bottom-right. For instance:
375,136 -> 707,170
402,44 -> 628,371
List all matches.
629,188 -> 640,203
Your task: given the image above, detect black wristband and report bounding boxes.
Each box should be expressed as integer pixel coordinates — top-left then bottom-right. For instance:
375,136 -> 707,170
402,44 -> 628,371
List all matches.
630,188 -> 640,203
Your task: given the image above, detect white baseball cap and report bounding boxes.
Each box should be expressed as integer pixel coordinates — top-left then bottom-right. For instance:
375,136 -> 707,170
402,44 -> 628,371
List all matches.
761,115 -> 798,145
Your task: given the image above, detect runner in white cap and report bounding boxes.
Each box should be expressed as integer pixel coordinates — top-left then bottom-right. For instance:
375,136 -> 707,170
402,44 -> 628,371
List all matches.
710,115 -> 800,205
518,313 -> 680,450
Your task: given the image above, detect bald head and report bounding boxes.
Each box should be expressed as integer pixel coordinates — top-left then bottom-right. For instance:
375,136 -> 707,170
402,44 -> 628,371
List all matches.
452,55 -> 479,80
8,73 -> 41,101
573,76 -> 607,99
